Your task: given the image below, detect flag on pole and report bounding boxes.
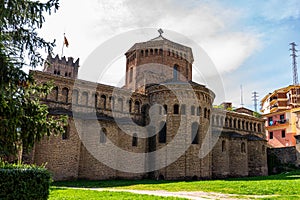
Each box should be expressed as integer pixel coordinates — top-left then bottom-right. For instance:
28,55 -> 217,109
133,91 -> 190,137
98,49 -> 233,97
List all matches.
64,35 -> 69,48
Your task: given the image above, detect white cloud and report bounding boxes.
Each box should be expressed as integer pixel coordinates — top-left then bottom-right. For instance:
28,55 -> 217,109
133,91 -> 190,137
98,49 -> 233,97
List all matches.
38,0 -> 261,77
260,0 -> 300,21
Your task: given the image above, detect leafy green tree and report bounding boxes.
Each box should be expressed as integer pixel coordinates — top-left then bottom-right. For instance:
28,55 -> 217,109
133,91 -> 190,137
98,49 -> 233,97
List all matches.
0,0 -> 67,160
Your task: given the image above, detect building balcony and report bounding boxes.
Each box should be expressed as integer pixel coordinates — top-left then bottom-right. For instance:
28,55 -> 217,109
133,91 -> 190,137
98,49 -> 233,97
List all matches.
270,104 -> 278,112
269,96 -> 278,105
267,119 -> 289,127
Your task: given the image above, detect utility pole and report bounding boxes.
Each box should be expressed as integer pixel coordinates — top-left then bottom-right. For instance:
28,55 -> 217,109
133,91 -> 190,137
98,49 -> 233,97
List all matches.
252,91 -> 259,112
290,42 -> 298,85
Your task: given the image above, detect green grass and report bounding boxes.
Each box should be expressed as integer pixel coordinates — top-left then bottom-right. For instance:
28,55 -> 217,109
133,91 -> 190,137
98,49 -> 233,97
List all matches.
52,170 -> 300,198
49,187 -> 185,200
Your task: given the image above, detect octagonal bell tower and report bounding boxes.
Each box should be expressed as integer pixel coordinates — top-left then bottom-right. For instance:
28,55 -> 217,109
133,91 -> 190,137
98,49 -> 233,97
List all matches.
125,30 -> 194,93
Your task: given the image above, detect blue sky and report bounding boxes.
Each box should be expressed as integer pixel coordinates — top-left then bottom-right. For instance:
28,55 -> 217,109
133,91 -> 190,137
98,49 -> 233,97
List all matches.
36,0 -> 300,111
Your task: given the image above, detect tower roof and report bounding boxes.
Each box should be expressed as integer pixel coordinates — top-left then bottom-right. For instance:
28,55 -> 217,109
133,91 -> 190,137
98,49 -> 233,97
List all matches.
125,32 -> 194,63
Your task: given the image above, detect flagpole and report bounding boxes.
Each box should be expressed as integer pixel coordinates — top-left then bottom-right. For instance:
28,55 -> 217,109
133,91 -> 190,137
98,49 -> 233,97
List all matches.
61,33 -> 65,57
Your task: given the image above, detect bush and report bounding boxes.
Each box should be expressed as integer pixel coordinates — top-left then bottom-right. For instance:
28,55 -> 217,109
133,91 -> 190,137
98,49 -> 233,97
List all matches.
0,161 -> 51,200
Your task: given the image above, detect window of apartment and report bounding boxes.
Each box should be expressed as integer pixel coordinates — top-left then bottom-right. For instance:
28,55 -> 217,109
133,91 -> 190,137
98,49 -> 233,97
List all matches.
269,131 -> 273,139
268,117 -> 273,126
281,130 -> 286,138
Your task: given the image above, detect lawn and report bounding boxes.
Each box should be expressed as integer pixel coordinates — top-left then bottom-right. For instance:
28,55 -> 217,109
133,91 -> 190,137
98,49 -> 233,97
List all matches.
49,188 -> 185,200
52,170 -> 300,199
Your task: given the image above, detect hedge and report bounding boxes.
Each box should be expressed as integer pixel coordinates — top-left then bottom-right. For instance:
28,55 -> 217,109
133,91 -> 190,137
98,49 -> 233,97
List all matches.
0,162 -> 51,200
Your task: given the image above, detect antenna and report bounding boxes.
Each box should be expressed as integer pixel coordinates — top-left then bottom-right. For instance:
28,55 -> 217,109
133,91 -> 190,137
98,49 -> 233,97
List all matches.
240,85 -> 244,107
252,91 -> 259,112
290,42 -> 298,85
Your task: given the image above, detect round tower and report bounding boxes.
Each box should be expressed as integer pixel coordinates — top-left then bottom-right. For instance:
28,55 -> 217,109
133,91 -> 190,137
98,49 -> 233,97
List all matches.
125,32 -> 194,93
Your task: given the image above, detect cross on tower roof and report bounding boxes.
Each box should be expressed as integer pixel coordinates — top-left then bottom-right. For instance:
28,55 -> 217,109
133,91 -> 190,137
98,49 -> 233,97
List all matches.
158,28 -> 163,36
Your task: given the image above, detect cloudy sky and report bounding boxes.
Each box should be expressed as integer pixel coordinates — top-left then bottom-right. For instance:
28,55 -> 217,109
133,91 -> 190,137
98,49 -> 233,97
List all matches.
36,0 -> 300,110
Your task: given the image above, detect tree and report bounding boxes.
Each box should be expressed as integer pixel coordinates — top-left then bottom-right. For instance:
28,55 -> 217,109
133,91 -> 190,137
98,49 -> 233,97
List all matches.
0,0 -> 67,160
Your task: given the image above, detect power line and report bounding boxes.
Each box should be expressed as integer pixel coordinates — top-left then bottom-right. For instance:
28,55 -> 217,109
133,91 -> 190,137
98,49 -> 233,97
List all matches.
252,91 -> 259,112
290,42 -> 298,85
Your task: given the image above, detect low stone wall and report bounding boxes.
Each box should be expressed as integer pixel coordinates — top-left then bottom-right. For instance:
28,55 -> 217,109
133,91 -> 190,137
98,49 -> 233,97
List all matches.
267,146 -> 299,174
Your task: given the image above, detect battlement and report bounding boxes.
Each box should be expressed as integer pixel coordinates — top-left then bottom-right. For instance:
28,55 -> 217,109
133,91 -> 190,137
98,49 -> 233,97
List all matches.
43,54 -> 79,79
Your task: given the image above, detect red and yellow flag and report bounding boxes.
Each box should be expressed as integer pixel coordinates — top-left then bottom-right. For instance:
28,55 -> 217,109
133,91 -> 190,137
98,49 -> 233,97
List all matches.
64,36 -> 69,48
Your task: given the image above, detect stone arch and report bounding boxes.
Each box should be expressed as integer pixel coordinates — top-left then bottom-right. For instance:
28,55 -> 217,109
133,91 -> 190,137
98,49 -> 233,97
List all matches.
100,94 -> 107,109
93,92 -> 98,108
191,122 -> 199,144
72,89 -> 79,104
222,140 -> 226,152
109,96 -> 115,110
52,86 -> 58,101
159,121 -> 167,143
163,104 -> 168,115
82,91 -> 88,106
134,100 -> 141,114
132,133 -> 138,146
62,87 -> 69,103
173,104 -> 179,114
241,142 -> 246,153
117,97 -> 123,112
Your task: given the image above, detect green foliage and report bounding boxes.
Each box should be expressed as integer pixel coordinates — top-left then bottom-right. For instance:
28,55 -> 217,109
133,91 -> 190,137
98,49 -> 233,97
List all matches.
49,188 -> 183,200
0,0 -> 67,159
0,161 -> 51,200
53,170 -> 300,197
253,111 -> 262,118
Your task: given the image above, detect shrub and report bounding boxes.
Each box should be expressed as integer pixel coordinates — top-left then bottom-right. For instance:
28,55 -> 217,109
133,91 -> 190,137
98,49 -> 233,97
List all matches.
0,161 -> 51,200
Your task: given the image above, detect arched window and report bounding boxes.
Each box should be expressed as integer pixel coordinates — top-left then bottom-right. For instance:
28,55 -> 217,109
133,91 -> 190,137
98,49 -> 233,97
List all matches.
93,93 -> 98,108
118,98 -> 123,112
145,49 -> 148,56
163,105 -> 168,115
109,96 -> 115,110
191,106 -> 195,115
62,87 -> 69,103
222,140 -> 226,152
101,95 -> 106,109
181,104 -> 186,115
204,108 -> 207,118
191,122 -> 199,144
132,133 -> 138,146
141,50 -> 144,57
135,100 -> 140,113
129,68 -> 133,83
173,104 -> 179,114
65,72 -> 68,77
82,92 -> 88,106
57,71 -> 60,75
69,72 -> 71,77
128,99 -> 132,113
241,142 -> 246,153
100,128 -> 107,143
72,90 -> 79,104
54,70 -> 57,74
258,124 -> 262,132
207,109 -> 210,119
159,122 -> 167,143
197,106 -> 201,116
233,119 -> 237,128
53,86 -> 58,101
150,49 -> 153,55
173,64 -> 178,80
238,120 -> 241,129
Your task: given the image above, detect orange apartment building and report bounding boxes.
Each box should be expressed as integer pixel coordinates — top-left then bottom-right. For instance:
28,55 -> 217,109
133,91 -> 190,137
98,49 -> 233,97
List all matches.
261,85 -> 300,147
